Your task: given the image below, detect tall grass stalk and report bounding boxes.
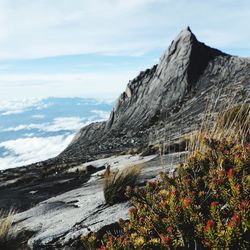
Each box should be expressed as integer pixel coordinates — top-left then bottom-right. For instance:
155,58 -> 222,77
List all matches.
187,89 -> 250,155
103,165 -> 142,205
0,209 -> 18,249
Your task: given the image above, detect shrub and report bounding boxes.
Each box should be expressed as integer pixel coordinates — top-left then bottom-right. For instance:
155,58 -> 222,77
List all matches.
103,165 -> 142,205
84,138 -> 250,249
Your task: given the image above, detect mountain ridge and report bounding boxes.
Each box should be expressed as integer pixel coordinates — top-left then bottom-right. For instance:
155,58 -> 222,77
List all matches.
105,27 -> 226,131
57,27 -> 249,165
2,27 -> 249,170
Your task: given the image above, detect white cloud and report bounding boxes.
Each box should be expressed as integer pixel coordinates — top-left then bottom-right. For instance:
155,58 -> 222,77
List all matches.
91,110 -> 110,120
0,106 -> 111,170
42,117 -> 91,132
0,72 -> 137,100
0,0 -> 249,60
0,135 -> 74,169
0,98 -> 46,115
32,114 -> 45,119
0,98 -> 51,116
0,0 -> 170,59
2,116 -> 92,132
1,110 -> 25,116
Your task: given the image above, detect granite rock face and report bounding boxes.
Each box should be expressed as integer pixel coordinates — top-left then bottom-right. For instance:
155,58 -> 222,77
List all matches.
2,27 -> 250,171
12,153 -> 186,249
57,27 -> 250,164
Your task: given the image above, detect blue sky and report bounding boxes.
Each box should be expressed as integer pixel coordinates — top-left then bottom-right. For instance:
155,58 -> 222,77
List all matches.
0,0 -> 250,100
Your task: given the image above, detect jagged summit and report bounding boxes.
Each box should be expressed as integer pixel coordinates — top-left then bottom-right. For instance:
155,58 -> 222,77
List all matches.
25,28 -> 250,165
104,27 -> 225,132
159,26 -> 225,85
165,26 -> 197,57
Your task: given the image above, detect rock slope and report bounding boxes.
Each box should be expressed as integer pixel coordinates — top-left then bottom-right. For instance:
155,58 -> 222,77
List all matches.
13,153 -> 185,249
57,27 -> 250,165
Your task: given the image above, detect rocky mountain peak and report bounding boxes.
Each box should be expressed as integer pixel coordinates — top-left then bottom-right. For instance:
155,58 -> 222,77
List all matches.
104,27 -> 225,133
42,27 -> 250,165
157,26 -> 224,88
163,26 -> 197,63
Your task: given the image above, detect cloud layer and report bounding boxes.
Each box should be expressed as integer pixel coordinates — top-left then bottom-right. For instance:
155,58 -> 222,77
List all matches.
0,98 -> 43,114
0,135 -> 74,170
0,97 -> 112,170
3,115 -> 109,132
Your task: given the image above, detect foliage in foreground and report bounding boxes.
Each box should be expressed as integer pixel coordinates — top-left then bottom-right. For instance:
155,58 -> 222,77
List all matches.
103,165 -> 141,205
83,138 -> 250,249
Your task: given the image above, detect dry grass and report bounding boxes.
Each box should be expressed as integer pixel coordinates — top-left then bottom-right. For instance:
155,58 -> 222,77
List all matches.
103,165 -> 142,205
186,85 -> 250,155
0,209 -> 33,250
0,209 -> 15,243
0,209 -> 20,249
186,105 -> 249,156
214,104 -> 250,142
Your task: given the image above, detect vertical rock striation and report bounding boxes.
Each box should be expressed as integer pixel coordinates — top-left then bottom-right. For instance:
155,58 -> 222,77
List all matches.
105,27 -> 225,132
24,27 -> 250,166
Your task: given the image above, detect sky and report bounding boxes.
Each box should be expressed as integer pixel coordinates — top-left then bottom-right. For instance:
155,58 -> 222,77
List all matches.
0,0 -> 250,100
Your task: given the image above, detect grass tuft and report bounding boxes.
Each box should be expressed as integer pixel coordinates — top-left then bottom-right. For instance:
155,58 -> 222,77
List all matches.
0,209 -> 33,250
103,165 -> 142,205
0,209 -> 18,249
215,104 -> 250,142
0,209 -> 15,243
187,104 -> 250,155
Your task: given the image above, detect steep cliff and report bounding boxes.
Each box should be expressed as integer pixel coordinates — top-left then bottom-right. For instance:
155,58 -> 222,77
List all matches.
56,27 -> 249,164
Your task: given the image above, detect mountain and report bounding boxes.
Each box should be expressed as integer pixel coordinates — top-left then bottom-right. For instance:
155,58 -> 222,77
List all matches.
1,27 -> 250,249
56,27 -> 250,165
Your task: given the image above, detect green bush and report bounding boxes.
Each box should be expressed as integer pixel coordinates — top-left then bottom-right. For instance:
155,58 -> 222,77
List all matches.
84,138 -> 250,249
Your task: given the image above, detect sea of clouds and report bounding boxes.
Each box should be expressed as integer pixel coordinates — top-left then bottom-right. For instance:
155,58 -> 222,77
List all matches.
0,97 -> 113,170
